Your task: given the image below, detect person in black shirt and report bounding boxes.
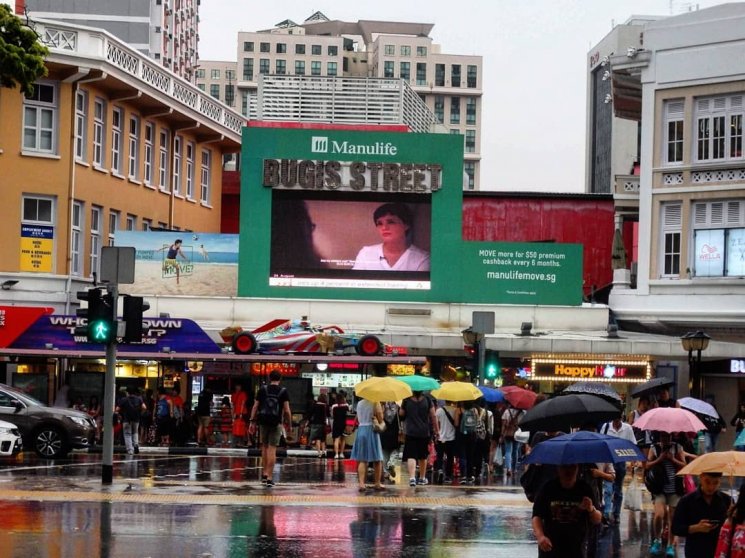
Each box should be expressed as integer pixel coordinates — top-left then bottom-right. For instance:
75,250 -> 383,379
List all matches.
656,387 -> 678,408
532,463 -> 602,557
672,472 -> 732,558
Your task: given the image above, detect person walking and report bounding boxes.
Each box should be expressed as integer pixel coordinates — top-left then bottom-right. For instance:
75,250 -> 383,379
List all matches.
231,384 -> 248,447
154,387 -> 173,447
309,393 -> 329,458
379,401 -> 401,482
715,482 -> 745,557
501,404 -> 524,477
600,414 -> 638,524
672,472 -> 732,558
248,371 -> 292,487
350,397 -> 385,491
400,391 -> 439,487
434,400 -> 460,484
330,392 -> 350,459
116,386 -> 146,455
732,403 -> 745,451
195,388 -> 213,447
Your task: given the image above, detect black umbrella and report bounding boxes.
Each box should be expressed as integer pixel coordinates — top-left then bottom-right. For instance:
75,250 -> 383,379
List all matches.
630,377 -> 675,399
518,394 -> 622,433
562,382 -> 623,409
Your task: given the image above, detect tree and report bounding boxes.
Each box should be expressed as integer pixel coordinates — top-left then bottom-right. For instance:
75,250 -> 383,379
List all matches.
0,4 -> 48,96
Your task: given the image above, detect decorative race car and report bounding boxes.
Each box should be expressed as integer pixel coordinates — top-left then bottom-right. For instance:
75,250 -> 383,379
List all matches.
220,318 -> 403,357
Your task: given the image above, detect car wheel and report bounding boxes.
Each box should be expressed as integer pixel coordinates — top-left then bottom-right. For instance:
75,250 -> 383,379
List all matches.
356,335 -> 383,356
232,332 -> 257,354
34,426 -> 69,459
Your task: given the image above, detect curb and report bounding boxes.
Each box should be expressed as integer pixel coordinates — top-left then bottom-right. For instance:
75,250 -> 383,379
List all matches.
81,446 -> 347,458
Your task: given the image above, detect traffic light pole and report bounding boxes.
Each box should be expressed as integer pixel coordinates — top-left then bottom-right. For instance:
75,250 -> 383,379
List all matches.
101,283 -> 117,484
477,334 -> 486,385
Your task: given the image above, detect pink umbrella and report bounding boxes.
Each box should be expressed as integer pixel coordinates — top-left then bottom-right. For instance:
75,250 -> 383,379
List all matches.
632,407 -> 707,433
499,385 -> 538,410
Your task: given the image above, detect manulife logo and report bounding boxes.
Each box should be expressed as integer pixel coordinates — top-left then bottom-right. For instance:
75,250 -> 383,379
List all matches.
310,136 -> 398,156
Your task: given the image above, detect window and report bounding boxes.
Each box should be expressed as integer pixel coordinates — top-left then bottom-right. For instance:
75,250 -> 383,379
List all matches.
401,45 -> 411,56
243,58 -> 254,80
327,62 -> 337,76
400,62 -> 410,81
451,64 -> 461,87
328,45 -> 338,56
695,95 -> 744,162
225,70 -> 235,81
295,60 -> 305,75
276,43 -> 286,54
276,59 -> 286,75
108,210 -> 118,246
435,64 -> 445,87
186,142 -> 195,199
384,44 -> 395,56
311,44 -> 321,55
464,161 -> 475,190
209,84 -> 219,99
692,200 -> 745,277
467,65 -> 478,88
144,122 -> 154,185
417,46 -> 427,56
450,97 -> 460,124
90,206 -> 102,275
126,214 -> 136,231
172,135 -> 182,195
660,202 -> 682,277
465,130 -> 476,153
663,99 -> 685,164
195,68 -> 205,78
142,219 -> 151,231
128,115 -> 140,179
23,81 -> 57,153
295,44 -> 305,54
159,129 -> 169,191
434,96 -> 444,123
260,42 -> 270,53
111,107 -> 123,174
23,196 -> 53,223
311,61 -> 321,76
210,69 -> 220,79
225,84 -> 235,107
383,61 -> 394,78
243,41 -> 254,52
416,63 -> 427,86
466,97 -> 477,125
74,90 -> 88,161
259,59 -> 270,74
197,83 -> 205,91
93,98 -> 105,167
71,201 -> 83,275
201,149 -> 211,203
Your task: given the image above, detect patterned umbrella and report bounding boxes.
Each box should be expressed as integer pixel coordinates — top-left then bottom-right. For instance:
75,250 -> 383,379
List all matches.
562,382 -> 624,408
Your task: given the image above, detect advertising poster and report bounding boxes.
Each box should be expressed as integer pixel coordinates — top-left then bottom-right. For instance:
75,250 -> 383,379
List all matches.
694,229 -> 725,277
727,228 -> 745,276
115,231 -> 239,296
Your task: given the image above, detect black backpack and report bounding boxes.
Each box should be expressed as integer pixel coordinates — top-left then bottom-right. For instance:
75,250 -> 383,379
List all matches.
120,395 -> 141,422
258,385 -> 287,426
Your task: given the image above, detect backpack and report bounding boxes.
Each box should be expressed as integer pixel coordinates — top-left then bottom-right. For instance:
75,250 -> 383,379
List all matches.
461,408 -> 478,436
502,409 -> 520,438
120,395 -> 141,422
383,402 -> 398,425
258,385 -> 287,426
156,398 -> 169,418
475,409 -> 487,440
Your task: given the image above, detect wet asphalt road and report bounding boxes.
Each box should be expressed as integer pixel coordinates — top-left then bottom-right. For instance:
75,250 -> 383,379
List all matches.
0,451 -> 669,557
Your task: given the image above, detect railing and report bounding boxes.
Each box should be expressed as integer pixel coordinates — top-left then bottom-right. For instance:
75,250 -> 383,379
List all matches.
36,19 -> 245,140
614,175 -> 640,197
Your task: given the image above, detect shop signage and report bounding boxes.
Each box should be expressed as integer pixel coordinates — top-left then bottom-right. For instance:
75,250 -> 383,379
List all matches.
20,224 -> 54,272
0,306 -> 54,348
532,360 -> 649,381
731,360 -> 745,373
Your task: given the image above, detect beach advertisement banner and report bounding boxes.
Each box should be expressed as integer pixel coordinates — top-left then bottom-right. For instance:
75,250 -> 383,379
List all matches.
115,231 -> 239,296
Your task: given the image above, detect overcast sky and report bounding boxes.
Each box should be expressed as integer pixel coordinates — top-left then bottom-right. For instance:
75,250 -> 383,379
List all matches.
198,0 -> 724,192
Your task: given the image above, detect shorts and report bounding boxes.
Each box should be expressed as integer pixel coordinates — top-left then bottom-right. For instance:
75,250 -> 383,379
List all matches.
653,493 -> 680,507
402,436 -> 430,461
259,423 -> 283,447
309,424 -> 326,442
197,416 -> 211,428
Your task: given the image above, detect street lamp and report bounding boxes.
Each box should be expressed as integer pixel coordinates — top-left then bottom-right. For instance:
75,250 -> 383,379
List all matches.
681,330 -> 710,399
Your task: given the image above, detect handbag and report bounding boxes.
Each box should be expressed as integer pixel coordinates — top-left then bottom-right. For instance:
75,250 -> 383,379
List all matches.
493,444 -> 504,466
625,476 -> 643,511
372,416 -> 386,433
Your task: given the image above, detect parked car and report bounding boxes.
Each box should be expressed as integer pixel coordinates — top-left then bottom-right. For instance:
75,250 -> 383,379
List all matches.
0,419 -> 22,457
0,383 -> 96,458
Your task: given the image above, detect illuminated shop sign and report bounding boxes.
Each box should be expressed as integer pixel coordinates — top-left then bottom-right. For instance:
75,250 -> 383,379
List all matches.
531,358 -> 651,383
731,360 -> 745,373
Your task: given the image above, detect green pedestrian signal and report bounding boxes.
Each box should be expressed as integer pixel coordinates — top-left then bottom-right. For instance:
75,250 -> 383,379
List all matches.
75,288 -> 115,343
91,318 -> 111,342
484,350 -> 500,380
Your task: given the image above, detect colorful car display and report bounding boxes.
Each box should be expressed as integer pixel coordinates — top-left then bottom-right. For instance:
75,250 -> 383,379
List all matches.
225,318 -> 399,356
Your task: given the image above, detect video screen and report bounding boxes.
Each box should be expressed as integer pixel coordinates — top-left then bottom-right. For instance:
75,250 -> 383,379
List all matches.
269,190 -> 431,290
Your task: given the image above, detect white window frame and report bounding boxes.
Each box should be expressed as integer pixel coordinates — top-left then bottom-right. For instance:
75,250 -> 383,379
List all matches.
74,89 -> 88,161
695,95 -> 744,163
71,201 -> 83,276
660,202 -> 682,278
384,44 -> 395,56
144,122 -> 154,185
90,206 -> 101,276
142,219 -> 151,231
186,142 -> 195,199
200,149 -> 211,204
108,210 -> 119,246
22,81 -> 57,154
172,135 -> 182,195
93,98 -> 106,168
126,214 -> 136,231
465,129 -> 476,153
111,107 -> 123,175
128,115 -> 140,180
159,129 -> 170,191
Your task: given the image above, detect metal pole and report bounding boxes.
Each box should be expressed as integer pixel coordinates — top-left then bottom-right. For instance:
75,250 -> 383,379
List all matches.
477,333 -> 486,385
102,283 -> 118,484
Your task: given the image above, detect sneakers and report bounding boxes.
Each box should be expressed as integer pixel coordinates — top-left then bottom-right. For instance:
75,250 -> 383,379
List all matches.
265,479 -> 275,488
665,545 -> 675,557
417,477 -> 429,486
650,539 -> 662,556
334,453 -> 340,459
409,477 -> 417,487
133,446 -> 139,455
443,477 -> 453,484
388,464 -> 397,479
261,476 -> 268,486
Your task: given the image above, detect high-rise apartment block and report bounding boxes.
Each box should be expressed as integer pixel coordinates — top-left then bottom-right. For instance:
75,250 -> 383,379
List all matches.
19,0 -> 199,80
196,12 -> 483,189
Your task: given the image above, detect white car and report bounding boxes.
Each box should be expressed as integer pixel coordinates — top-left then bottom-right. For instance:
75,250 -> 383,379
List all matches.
0,419 -> 22,456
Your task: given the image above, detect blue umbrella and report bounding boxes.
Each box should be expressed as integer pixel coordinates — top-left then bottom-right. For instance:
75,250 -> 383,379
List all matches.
478,386 -> 505,403
523,431 -> 646,466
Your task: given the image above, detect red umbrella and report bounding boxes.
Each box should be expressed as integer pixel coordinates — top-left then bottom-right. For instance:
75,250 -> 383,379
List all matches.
631,407 -> 706,433
499,385 -> 538,410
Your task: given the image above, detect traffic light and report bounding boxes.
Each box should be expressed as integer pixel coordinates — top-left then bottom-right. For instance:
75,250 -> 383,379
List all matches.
75,288 -> 115,343
484,350 -> 500,380
122,295 -> 150,343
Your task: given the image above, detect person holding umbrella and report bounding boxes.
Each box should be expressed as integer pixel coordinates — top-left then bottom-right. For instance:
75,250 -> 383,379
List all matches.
715,482 -> 745,557
400,390 -> 439,487
600,413 -> 638,525
350,395 -> 386,492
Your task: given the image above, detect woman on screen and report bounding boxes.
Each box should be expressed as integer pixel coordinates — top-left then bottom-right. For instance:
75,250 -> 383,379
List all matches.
353,203 -> 430,272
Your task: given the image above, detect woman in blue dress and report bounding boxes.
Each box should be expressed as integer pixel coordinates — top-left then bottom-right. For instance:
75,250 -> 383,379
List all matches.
351,397 -> 385,491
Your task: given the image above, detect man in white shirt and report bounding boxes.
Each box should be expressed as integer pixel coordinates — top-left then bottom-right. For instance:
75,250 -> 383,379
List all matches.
601,414 -> 638,524
434,401 -> 459,483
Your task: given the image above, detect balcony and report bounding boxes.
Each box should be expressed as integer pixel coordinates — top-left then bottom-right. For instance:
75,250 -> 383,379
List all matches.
613,174 -> 640,211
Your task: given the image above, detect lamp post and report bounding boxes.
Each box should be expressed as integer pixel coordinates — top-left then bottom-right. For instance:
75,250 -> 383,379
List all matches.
681,330 -> 710,399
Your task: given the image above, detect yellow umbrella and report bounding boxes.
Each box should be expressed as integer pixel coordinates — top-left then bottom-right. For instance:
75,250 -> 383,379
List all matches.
678,451 -> 745,477
431,381 -> 482,402
354,376 -> 413,403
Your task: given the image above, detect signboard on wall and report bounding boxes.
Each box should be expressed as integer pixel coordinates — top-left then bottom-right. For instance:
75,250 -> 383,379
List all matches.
20,224 -> 53,272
